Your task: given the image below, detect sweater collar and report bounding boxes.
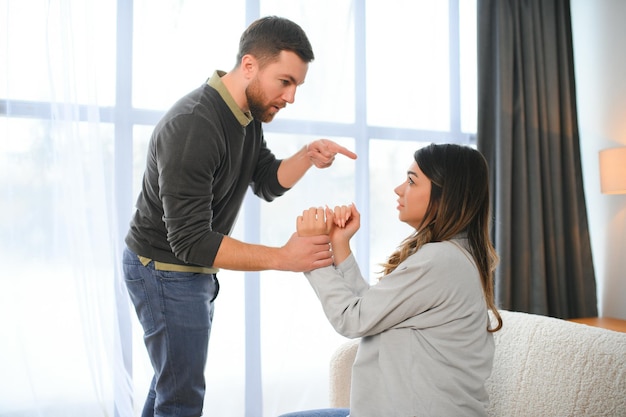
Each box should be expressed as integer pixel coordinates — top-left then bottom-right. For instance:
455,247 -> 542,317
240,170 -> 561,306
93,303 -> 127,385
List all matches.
207,70 -> 253,127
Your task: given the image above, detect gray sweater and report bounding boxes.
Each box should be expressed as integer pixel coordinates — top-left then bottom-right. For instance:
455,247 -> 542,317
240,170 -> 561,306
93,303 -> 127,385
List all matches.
305,237 -> 494,417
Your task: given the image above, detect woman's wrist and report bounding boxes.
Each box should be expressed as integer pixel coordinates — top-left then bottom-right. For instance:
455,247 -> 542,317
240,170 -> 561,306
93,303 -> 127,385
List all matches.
330,240 -> 351,265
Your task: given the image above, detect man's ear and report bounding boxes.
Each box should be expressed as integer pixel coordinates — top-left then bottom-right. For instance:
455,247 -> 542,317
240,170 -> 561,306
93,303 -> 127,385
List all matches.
240,54 -> 258,80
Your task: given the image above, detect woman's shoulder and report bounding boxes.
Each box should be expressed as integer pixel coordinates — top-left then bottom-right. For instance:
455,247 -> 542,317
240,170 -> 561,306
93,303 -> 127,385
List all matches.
412,236 -> 474,266
419,235 -> 468,253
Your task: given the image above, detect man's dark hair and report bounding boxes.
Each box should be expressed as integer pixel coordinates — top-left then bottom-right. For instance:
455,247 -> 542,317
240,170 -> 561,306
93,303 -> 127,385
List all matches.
236,16 -> 314,68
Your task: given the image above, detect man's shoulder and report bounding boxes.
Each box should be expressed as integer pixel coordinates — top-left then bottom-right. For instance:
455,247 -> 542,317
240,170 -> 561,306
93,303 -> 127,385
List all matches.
157,84 -> 227,127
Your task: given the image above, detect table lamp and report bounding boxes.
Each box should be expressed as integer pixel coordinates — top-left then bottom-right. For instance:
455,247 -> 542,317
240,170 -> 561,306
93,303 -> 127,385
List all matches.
599,147 -> 626,195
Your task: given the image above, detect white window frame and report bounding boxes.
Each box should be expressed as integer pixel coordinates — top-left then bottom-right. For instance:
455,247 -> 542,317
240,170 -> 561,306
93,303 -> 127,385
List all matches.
0,1 -> 473,415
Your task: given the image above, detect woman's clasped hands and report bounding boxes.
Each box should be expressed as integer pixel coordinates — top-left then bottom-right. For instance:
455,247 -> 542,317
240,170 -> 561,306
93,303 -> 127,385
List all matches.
296,204 -> 360,265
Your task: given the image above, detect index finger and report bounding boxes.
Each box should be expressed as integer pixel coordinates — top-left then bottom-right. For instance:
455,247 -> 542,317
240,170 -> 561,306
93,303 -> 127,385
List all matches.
328,142 -> 357,160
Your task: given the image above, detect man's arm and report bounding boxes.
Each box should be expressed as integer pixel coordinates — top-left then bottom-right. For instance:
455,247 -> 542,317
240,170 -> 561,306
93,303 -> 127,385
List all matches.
212,233 -> 333,272
277,139 -> 357,188
211,140 -> 356,272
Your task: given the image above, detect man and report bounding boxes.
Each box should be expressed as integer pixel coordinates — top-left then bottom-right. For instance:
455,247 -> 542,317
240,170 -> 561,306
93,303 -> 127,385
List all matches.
122,16 -> 357,417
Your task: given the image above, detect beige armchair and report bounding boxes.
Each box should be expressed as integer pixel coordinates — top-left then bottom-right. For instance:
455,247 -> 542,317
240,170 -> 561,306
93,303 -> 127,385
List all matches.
328,310 -> 626,416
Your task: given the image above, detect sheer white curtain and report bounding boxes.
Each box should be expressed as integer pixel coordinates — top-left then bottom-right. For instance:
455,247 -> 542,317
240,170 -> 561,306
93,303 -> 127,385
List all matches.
1,1 -> 476,416
1,1 -> 131,416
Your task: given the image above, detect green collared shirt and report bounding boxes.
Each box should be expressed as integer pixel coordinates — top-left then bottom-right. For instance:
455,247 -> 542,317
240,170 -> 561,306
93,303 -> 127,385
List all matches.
207,70 -> 253,127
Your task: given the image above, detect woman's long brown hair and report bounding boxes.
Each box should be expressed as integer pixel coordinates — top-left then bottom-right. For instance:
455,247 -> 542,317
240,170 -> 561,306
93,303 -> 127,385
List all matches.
380,144 -> 502,332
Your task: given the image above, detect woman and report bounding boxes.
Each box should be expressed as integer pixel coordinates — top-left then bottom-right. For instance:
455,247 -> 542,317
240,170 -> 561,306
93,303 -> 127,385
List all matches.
281,143 -> 503,417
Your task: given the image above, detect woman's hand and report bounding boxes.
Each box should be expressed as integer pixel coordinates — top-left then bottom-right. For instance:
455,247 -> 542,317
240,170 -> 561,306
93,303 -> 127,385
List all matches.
297,207 -> 333,237
296,204 -> 360,266
326,204 -> 360,265
328,204 -> 360,243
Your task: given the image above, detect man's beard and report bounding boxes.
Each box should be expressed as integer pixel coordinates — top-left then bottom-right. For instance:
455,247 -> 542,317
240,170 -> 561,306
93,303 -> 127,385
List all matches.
246,77 -> 279,123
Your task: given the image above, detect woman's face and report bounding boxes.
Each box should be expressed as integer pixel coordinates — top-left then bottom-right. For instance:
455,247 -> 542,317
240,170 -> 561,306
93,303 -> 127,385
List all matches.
394,160 -> 432,229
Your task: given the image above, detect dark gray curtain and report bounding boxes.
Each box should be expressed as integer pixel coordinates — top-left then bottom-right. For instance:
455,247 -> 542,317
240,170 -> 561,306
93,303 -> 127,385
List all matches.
476,0 -> 597,318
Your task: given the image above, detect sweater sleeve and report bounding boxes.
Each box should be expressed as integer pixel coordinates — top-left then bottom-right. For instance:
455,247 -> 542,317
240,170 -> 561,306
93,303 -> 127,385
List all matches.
249,131 -> 289,202
305,242 -> 481,339
156,112 -> 227,266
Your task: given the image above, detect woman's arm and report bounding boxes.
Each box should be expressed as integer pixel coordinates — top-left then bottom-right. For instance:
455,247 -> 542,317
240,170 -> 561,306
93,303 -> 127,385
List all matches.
327,204 -> 359,265
307,243 -> 477,338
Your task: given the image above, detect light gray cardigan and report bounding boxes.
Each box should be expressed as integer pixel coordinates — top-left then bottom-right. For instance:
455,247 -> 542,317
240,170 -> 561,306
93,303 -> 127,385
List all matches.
305,236 -> 494,417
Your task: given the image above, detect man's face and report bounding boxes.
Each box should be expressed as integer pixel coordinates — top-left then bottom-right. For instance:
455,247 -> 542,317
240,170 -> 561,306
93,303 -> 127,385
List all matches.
246,50 -> 309,123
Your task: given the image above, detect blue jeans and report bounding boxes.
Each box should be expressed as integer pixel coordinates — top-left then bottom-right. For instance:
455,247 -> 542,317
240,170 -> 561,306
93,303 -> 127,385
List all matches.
278,409 -> 350,417
123,248 -> 219,417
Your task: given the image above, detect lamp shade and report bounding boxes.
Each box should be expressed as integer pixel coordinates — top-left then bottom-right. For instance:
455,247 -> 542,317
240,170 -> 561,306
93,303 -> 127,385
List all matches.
599,147 -> 626,194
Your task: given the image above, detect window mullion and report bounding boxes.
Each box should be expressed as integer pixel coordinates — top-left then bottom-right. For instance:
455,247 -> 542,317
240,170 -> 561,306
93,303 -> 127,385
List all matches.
114,0 -> 135,415
354,0 -> 371,280
449,0 -> 462,137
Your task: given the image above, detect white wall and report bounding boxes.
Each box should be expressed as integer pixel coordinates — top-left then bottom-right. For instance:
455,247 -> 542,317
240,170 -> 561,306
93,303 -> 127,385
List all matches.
571,0 -> 626,319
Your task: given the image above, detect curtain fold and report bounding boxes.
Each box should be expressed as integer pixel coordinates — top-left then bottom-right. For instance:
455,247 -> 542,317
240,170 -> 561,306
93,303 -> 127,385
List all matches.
0,1 -> 133,415
477,0 -> 597,318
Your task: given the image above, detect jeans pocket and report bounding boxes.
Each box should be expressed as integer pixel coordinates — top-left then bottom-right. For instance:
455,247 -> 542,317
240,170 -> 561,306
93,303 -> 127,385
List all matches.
123,260 -> 156,334
125,278 -> 156,334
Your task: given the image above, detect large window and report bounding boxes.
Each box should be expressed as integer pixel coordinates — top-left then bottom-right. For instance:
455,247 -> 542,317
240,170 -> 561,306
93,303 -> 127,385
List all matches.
1,1 -> 476,416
